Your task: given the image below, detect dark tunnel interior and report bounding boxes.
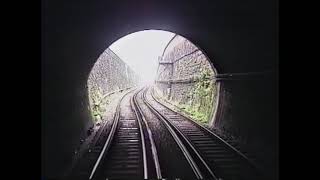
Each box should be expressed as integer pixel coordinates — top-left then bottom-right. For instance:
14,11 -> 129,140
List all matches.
42,0 -> 278,179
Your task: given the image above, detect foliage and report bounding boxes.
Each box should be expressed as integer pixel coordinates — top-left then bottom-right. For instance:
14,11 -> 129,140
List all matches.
89,87 -> 109,123
172,67 -> 217,125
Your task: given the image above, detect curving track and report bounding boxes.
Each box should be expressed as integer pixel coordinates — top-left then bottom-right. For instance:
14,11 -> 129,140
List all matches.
143,86 -> 267,180
135,88 -> 202,179
89,89 -> 146,180
70,86 -> 267,180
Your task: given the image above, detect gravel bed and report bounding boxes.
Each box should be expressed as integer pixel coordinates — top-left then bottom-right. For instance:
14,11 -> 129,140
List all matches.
135,89 -> 197,179
66,89 -> 133,178
153,88 -> 277,180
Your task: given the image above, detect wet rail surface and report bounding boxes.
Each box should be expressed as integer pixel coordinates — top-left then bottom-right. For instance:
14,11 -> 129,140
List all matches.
144,86 -> 266,180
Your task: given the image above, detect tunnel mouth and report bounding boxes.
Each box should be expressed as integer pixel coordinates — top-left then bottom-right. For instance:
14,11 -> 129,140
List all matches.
87,29 -> 220,126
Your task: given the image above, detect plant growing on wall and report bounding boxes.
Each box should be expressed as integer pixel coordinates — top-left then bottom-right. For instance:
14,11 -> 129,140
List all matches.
176,66 -> 217,125
195,67 -> 217,122
89,87 -> 109,123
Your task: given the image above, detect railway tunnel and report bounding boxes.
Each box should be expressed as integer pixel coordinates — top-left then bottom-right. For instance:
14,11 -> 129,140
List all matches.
42,0 -> 278,179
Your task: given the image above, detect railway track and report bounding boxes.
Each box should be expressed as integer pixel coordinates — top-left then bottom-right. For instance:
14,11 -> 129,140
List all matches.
142,86 -> 267,180
68,89 -> 136,180
71,86 -> 267,180
88,87 -> 214,180
88,89 -> 147,180
139,88 -> 215,179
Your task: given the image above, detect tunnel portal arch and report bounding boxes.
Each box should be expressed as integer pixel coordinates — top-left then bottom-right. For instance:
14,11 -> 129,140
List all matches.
87,29 -> 222,126
42,1 -> 278,178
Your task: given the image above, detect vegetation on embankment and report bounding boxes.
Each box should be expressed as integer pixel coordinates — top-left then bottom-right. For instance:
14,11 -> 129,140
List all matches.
89,87 -> 128,123
160,67 -> 217,125
179,69 -> 217,124
89,87 -> 108,123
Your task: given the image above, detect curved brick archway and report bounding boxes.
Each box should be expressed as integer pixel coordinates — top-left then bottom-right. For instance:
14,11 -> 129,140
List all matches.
42,0 -> 278,179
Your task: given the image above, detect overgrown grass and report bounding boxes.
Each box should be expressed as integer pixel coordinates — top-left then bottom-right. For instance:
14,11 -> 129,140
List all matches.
179,103 -> 208,124
169,67 -> 217,125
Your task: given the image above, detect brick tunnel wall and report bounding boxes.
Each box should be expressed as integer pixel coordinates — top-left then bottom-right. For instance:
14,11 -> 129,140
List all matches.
87,48 -> 140,122
43,48 -> 140,178
155,35 -> 218,123
42,0 -> 278,178
87,48 -> 140,103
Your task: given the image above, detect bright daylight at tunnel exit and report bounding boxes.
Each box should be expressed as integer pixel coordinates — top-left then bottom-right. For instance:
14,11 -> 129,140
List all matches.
87,30 -> 219,128
63,29 -> 276,180
66,29 -> 265,180
42,0 -> 279,178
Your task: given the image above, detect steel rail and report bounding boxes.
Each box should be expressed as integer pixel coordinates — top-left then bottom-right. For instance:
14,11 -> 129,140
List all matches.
132,88 -> 162,179
141,87 -> 204,179
129,89 -> 148,179
150,87 -> 264,177
88,88 -> 135,180
144,87 -> 219,180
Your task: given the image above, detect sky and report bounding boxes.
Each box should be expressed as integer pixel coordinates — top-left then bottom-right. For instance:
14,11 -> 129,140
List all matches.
109,30 -> 175,85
